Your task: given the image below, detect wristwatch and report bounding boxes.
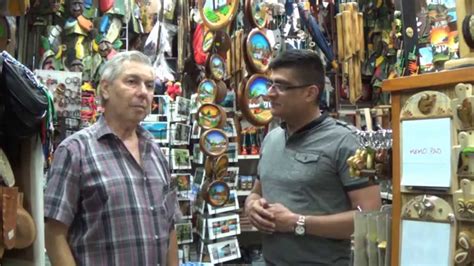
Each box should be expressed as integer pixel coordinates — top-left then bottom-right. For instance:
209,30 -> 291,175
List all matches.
294,215 -> 306,236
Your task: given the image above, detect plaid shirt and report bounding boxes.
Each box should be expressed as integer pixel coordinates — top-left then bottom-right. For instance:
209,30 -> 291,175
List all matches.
44,116 -> 177,266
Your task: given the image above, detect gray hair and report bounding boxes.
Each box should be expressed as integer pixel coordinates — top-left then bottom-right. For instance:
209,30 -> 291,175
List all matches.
98,51 -> 154,104
100,50 -> 154,82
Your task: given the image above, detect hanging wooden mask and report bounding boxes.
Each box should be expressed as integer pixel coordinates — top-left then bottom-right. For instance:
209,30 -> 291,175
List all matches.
239,74 -> 273,126
198,0 -> 239,30
244,28 -> 272,73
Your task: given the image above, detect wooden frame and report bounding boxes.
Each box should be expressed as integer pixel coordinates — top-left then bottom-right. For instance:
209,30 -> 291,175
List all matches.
213,157 -> 229,182
203,30 -> 214,53
207,189 -> 239,214
382,66 -> 474,266
197,103 -> 227,130
200,128 -> 229,157
198,0 -> 239,30
202,179 -> 230,207
197,79 -> 218,104
244,28 -> 272,73
206,54 -> 226,81
245,0 -> 269,29
239,74 -> 273,126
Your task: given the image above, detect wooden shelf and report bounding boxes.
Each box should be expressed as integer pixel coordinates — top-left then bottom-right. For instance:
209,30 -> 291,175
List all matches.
382,67 -> 474,92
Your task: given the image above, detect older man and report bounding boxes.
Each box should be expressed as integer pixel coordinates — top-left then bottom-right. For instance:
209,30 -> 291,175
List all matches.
45,51 -> 178,266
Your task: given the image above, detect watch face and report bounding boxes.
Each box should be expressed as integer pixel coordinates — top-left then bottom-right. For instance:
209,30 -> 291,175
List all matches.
295,225 -> 305,235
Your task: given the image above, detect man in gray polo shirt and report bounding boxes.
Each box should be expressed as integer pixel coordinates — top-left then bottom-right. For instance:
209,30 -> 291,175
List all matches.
245,49 -> 381,265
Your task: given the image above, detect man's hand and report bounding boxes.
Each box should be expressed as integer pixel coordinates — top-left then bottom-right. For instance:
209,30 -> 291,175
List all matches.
246,198 -> 275,234
267,203 -> 299,233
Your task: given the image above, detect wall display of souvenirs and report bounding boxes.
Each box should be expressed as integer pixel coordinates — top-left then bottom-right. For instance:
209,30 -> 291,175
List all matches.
35,70 -> 83,145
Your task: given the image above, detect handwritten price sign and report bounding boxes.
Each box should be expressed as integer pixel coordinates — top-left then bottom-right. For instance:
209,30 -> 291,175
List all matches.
401,117 -> 452,188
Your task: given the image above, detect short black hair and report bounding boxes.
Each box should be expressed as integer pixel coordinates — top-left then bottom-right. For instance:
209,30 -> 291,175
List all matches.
269,49 -> 325,102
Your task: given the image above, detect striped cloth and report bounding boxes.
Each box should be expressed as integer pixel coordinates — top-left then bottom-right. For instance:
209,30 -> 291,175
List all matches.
45,116 -> 177,266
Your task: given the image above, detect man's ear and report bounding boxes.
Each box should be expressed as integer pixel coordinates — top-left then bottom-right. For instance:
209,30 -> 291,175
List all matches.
306,85 -> 320,103
99,80 -> 110,101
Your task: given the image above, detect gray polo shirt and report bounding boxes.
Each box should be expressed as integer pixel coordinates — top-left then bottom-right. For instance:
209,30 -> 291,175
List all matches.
258,114 -> 372,265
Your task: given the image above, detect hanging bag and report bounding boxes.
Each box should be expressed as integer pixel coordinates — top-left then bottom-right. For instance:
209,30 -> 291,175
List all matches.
0,52 -> 49,138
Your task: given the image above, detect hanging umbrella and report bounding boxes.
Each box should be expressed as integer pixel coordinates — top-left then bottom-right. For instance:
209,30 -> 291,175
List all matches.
297,3 -> 337,69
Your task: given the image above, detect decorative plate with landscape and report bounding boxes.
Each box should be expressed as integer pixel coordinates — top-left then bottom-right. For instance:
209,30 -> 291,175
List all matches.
200,128 -> 228,157
245,28 -> 272,73
241,74 -> 272,126
197,103 -> 226,130
208,54 -> 225,81
198,0 -> 239,30
197,79 -> 217,104
206,180 -> 230,207
246,0 -> 269,29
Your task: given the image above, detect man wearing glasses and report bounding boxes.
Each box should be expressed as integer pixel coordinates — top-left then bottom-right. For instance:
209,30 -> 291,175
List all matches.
245,49 -> 381,265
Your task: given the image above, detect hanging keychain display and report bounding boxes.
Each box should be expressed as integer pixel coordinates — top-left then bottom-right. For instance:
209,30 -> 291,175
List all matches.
347,130 -> 393,180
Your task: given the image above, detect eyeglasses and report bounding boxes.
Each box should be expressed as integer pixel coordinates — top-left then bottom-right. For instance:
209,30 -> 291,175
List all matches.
266,81 -> 315,92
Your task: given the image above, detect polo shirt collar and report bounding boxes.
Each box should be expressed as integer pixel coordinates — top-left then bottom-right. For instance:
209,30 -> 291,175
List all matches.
280,111 -> 329,135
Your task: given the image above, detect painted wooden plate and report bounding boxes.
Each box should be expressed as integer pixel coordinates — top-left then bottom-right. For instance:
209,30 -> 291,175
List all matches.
207,54 -> 226,81
245,0 -> 269,29
198,0 -> 239,30
197,79 -> 217,104
244,28 -> 272,73
197,103 -> 227,130
239,74 -> 273,126
199,128 -> 229,157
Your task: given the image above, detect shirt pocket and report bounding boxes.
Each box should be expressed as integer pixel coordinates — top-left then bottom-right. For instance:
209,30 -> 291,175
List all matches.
291,152 -> 324,185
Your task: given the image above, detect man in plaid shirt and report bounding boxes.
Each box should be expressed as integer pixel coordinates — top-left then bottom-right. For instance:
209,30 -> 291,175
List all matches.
44,51 -> 178,265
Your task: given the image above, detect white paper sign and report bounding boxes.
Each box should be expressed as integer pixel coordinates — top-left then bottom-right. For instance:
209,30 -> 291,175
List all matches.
400,220 -> 451,266
401,118 -> 452,188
